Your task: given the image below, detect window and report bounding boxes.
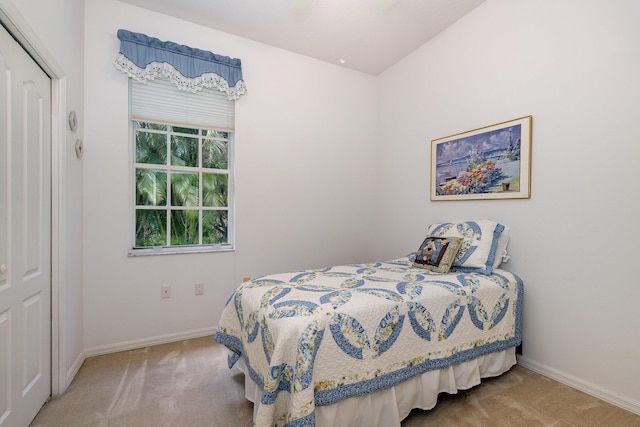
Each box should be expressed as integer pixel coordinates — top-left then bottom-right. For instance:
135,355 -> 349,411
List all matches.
129,79 -> 235,255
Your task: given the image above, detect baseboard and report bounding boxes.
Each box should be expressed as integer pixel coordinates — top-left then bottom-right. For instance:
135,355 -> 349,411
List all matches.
517,355 -> 640,416
65,349 -> 86,390
83,327 -> 217,358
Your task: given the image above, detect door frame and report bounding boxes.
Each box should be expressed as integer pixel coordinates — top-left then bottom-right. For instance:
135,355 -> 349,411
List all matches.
0,0 -> 68,397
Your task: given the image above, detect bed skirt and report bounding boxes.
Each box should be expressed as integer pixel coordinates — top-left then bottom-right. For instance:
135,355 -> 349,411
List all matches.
238,347 -> 516,427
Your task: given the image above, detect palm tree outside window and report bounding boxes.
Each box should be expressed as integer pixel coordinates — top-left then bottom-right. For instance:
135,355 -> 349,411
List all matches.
134,121 -> 232,252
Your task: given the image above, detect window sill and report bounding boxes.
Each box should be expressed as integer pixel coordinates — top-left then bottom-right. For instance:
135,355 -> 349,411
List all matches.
128,245 -> 235,257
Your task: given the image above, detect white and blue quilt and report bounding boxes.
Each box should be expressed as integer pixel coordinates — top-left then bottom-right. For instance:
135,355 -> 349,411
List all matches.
214,256 -> 523,427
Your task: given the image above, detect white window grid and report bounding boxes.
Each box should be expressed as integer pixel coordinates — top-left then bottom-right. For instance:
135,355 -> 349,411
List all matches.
129,121 -> 235,255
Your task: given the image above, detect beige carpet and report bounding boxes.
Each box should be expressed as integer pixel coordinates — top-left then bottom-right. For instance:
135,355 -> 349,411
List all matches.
31,336 -> 640,427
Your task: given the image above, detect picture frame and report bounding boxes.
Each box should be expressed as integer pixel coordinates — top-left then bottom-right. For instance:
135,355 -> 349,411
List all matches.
430,116 -> 532,201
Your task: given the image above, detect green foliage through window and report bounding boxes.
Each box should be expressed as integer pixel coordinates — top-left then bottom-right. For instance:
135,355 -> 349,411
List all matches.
133,121 -> 231,249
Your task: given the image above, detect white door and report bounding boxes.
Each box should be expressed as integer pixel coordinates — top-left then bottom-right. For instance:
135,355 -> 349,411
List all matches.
0,23 -> 52,427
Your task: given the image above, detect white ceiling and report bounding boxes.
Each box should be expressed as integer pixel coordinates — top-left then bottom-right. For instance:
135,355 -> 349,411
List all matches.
117,0 -> 485,75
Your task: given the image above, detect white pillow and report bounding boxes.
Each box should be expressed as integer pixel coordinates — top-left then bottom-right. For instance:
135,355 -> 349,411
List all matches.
493,225 -> 511,269
426,220 -> 508,275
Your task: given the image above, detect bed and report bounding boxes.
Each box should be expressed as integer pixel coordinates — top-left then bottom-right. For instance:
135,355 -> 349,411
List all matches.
214,220 -> 522,426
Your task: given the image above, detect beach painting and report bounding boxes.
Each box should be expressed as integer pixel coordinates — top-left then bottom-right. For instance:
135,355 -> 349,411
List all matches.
430,116 -> 532,201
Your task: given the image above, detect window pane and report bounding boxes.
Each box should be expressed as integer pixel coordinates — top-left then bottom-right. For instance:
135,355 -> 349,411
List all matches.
171,210 -> 199,245
171,135 -> 199,167
136,129 -> 167,165
172,126 -> 199,135
171,172 -> 199,206
136,210 -> 167,247
202,173 -> 228,207
204,129 -> 228,139
203,210 -> 228,244
202,138 -> 228,169
136,169 -> 167,206
136,121 -> 167,131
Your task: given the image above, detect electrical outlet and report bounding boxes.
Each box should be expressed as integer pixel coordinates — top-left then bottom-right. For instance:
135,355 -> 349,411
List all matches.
195,282 -> 204,296
161,285 -> 171,299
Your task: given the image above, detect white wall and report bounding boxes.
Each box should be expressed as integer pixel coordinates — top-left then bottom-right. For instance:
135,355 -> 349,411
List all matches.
1,0 -> 85,392
12,0 -> 637,414
83,0 -> 378,352
376,0 -> 640,412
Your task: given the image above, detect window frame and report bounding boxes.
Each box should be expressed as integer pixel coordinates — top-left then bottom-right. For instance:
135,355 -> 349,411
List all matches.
128,120 -> 235,256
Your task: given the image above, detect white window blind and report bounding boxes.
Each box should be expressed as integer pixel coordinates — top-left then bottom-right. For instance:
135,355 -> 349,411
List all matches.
130,78 -> 235,131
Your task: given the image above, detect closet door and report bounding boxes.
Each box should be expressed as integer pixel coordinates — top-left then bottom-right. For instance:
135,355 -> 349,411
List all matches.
0,23 -> 52,427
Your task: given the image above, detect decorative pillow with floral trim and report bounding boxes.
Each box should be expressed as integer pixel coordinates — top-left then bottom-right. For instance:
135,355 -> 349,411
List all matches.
427,220 -> 507,275
413,236 -> 463,273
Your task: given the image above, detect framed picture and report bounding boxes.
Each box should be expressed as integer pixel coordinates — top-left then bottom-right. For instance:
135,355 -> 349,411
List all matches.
430,116 -> 532,201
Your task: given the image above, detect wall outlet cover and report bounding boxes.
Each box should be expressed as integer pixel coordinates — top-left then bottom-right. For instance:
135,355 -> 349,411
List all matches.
161,285 -> 171,298
195,283 -> 204,295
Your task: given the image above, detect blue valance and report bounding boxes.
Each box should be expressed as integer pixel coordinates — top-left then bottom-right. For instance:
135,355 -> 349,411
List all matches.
114,29 -> 246,100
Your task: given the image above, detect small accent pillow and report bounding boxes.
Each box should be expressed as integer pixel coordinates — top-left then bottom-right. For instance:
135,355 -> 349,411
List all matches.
413,236 -> 463,273
427,220 -> 506,275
